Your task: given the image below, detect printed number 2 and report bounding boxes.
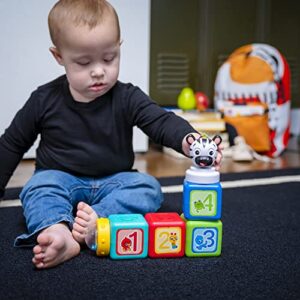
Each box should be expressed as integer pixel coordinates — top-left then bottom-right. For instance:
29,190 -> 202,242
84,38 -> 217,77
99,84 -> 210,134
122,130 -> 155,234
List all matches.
158,231 -> 169,250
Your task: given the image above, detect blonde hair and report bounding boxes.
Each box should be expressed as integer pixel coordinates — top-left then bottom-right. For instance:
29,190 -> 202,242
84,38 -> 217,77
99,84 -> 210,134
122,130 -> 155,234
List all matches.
48,0 -> 120,47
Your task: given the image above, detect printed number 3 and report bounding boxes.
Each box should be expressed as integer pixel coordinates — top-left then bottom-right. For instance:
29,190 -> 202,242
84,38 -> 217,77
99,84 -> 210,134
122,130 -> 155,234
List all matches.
195,229 -> 215,249
203,229 -> 215,247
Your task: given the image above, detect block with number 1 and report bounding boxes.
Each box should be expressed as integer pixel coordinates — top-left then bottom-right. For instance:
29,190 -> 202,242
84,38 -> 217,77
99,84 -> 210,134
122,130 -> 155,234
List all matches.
109,214 -> 148,260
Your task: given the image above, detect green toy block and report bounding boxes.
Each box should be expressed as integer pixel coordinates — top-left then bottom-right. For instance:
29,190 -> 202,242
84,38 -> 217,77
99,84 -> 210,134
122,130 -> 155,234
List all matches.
184,219 -> 222,257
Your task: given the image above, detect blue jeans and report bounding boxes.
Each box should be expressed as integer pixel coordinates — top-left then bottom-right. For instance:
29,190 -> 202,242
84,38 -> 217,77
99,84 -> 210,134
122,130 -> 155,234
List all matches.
15,169 -> 163,247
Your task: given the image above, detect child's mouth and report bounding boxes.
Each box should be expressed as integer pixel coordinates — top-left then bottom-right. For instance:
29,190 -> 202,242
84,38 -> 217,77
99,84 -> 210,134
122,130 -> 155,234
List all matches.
90,83 -> 105,92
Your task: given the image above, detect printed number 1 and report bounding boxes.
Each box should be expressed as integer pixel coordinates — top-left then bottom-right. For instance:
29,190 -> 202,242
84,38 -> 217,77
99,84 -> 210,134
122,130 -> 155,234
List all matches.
129,231 -> 137,251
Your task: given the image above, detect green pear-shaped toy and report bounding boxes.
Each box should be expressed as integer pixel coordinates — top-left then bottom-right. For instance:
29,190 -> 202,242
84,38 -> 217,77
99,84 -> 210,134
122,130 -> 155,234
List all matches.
177,87 -> 196,110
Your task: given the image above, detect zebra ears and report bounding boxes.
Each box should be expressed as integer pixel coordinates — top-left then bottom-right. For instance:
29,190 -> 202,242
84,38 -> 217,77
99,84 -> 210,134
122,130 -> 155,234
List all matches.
186,134 -> 222,146
186,134 -> 197,146
212,135 -> 222,146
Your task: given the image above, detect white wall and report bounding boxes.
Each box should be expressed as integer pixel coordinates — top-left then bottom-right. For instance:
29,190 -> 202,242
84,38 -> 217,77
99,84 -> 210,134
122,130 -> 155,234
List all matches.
110,0 -> 150,92
0,0 -> 150,156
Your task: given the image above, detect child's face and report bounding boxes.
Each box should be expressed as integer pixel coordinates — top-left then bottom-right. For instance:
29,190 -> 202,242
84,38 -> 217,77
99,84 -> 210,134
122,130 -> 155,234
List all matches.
51,17 -> 120,102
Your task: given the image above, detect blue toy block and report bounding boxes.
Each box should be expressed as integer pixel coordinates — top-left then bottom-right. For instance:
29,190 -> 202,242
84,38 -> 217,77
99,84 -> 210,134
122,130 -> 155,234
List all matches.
108,214 -> 148,259
183,180 -> 222,220
183,167 -> 222,221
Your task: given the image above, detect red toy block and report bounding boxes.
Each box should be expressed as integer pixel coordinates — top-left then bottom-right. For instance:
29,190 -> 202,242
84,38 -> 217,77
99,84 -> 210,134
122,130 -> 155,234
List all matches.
145,212 -> 186,258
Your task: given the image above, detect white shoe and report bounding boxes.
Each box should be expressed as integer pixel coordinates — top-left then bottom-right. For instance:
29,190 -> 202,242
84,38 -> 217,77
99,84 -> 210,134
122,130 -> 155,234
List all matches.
221,141 -> 232,158
231,136 -> 275,163
231,136 -> 253,162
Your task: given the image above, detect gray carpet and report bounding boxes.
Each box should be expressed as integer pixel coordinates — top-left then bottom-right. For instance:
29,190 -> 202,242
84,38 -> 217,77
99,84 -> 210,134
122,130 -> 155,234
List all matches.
0,168 -> 299,300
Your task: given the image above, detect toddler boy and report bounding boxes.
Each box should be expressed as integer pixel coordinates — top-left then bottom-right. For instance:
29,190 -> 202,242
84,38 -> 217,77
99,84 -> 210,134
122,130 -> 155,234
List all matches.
0,0 -> 222,268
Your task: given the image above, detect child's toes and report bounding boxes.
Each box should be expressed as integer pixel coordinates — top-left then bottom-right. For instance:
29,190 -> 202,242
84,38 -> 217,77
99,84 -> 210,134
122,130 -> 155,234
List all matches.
33,245 -> 41,254
78,202 -> 94,214
75,216 -> 88,227
34,252 -> 45,261
37,232 -> 53,247
72,228 -> 85,244
76,210 -> 90,222
73,222 -> 86,234
32,255 -> 45,267
33,259 -> 45,269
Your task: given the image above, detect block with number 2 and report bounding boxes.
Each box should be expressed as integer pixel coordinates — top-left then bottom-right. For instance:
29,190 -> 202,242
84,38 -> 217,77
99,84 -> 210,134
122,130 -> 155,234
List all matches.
145,212 -> 186,258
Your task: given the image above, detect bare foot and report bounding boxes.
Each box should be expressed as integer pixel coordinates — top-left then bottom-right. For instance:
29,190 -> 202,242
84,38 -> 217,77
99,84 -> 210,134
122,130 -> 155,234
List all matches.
32,223 -> 80,269
72,202 -> 98,244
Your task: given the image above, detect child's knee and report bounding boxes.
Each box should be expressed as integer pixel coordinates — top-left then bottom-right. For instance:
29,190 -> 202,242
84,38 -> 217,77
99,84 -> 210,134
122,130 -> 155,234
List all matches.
140,173 -> 163,208
20,170 -> 72,200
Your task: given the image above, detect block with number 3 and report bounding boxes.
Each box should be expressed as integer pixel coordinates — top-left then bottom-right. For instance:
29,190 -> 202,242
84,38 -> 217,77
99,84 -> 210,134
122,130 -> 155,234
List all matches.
184,218 -> 222,257
145,212 -> 186,258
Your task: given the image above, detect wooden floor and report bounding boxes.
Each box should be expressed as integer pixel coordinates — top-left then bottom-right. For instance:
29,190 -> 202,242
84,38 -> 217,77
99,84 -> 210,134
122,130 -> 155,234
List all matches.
6,136 -> 300,188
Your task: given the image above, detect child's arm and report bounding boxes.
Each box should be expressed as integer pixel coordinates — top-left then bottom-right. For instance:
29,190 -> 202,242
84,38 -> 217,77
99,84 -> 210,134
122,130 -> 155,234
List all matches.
0,95 -> 40,198
181,132 -> 224,171
122,84 -> 223,166
0,142 -> 24,198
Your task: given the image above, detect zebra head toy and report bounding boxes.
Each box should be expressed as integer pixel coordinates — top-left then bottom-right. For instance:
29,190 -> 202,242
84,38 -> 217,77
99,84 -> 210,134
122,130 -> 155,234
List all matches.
186,134 -> 222,168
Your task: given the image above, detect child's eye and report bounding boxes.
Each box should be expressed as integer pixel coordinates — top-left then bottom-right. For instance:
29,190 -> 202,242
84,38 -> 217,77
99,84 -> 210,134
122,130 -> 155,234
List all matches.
104,57 -> 114,63
76,61 -> 90,66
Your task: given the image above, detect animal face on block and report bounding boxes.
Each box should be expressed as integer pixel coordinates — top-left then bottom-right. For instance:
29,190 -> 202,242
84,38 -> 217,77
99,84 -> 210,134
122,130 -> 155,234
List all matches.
186,134 -> 222,168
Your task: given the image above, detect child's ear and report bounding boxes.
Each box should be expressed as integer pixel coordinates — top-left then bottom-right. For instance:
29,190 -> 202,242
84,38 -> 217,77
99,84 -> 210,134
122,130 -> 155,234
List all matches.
49,47 -> 63,65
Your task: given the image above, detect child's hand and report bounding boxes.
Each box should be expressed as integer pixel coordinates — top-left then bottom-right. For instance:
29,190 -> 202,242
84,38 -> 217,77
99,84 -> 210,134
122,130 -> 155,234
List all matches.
182,132 -> 224,171
213,135 -> 224,171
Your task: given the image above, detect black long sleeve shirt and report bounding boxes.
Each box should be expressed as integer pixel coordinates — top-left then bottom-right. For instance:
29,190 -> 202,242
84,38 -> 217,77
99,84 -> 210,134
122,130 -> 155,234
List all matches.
0,75 -> 196,197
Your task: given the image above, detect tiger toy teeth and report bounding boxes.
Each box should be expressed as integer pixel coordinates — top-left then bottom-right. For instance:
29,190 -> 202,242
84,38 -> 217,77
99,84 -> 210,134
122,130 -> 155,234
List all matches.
186,134 -> 222,168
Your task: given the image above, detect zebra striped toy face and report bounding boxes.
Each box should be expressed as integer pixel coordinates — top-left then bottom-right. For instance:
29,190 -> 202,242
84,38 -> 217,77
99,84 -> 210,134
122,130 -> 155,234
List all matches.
189,137 -> 218,168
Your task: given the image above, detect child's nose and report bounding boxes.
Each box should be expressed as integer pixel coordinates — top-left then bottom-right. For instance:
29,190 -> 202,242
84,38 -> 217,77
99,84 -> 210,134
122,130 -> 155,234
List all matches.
91,65 -> 104,78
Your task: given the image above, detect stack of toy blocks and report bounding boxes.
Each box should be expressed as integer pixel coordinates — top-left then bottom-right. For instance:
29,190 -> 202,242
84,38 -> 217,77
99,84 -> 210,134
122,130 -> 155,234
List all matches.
182,166 -> 223,257
88,135 -> 223,259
